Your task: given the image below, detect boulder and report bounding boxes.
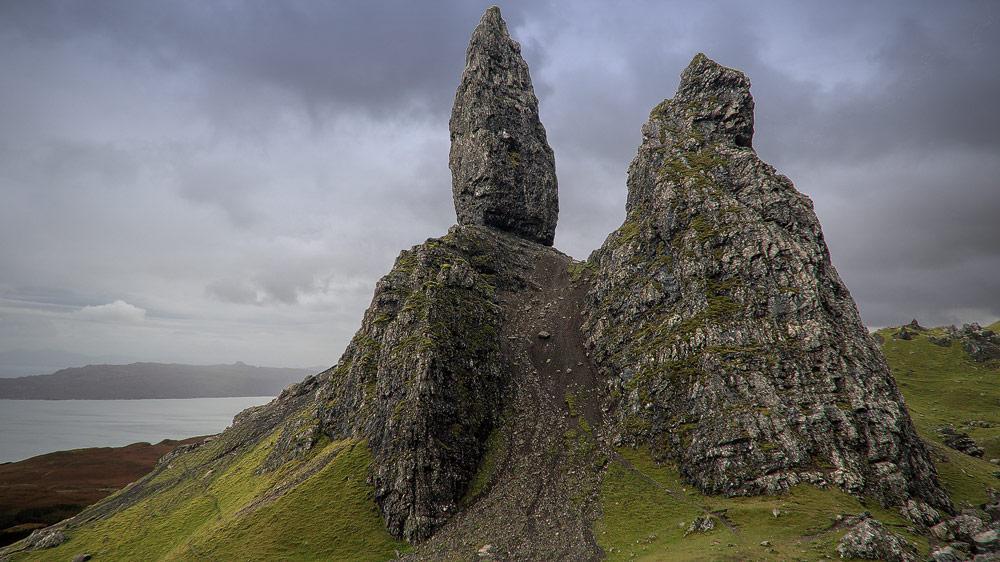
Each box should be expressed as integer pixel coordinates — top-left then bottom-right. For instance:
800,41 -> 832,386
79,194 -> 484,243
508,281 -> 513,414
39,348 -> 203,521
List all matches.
939,426 -> 986,458
836,516 -> 918,561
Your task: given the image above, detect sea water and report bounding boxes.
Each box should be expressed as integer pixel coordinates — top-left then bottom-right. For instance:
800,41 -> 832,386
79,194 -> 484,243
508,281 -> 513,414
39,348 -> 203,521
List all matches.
0,396 -> 273,463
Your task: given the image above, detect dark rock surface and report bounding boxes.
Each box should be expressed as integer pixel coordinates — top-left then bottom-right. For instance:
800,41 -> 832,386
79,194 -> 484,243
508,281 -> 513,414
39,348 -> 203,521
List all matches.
939,426 -> 986,458
950,323 -> 1000,362
315,226 -> 534,541
449,6 -> 558,246
580,53 -> 951,512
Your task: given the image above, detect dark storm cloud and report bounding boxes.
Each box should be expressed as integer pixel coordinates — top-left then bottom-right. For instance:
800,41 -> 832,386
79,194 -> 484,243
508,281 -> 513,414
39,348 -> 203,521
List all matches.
0,1 -> 997,369
0,1 -> 498,117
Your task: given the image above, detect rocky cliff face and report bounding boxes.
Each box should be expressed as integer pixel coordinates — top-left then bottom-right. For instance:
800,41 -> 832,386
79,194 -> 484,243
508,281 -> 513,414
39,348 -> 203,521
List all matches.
449,6 -> 559,246
313,225 -> 533,541
581,53 -> 950,512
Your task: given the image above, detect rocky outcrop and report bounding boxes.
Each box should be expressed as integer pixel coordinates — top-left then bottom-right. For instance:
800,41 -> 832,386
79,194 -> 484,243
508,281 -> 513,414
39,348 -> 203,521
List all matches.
949,323 -> 1000,362
449,6 -> 559,246
938,426 -> 986,458
315,226 -> 534,541
836,515 -> 918,562
581,54 -> 951,512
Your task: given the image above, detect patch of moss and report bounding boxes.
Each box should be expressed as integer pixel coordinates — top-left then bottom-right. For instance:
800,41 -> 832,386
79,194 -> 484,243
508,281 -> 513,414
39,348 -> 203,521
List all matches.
567,259 -> 596,281
462,428 -> 506,507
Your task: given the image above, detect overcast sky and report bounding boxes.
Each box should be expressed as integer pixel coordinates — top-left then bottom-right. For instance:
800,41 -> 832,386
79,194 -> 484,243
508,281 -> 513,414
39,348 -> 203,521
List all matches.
1,1 -> 997,370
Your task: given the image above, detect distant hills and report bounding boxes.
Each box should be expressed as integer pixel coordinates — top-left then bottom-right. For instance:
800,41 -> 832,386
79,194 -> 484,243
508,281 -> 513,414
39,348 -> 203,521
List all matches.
0,362 -> 315,400
0,349 -> 136,378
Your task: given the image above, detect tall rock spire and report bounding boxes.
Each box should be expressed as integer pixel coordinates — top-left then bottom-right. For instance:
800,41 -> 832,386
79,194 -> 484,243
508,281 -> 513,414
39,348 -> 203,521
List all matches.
584,53 -> 951,514
449,6 -> 559,246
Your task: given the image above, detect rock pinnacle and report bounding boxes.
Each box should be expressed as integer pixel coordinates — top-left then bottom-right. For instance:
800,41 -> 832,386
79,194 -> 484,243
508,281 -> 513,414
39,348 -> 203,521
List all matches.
449,6 -> 559,246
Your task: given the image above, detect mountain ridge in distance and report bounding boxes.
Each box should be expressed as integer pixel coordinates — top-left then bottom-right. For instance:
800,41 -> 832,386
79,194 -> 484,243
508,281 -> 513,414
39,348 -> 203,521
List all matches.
0,362 -> 315,400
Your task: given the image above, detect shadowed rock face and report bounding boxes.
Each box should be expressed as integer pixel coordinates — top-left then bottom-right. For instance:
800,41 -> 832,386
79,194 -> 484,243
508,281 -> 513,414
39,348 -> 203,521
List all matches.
449,6 -> 559,246
584,54 -> 952,513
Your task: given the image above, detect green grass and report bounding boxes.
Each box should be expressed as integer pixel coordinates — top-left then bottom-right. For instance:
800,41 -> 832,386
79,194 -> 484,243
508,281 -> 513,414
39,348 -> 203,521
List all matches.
877,324 -> 1000,508
597,448 -> 925,561
17,439 -> 406,562
176,441 -> 406,561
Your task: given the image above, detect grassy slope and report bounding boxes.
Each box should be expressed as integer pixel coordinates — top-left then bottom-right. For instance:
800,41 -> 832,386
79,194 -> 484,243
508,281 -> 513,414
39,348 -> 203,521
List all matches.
598,449 -> 924,561
17,437 -> 406,561
877,324 -> 999,508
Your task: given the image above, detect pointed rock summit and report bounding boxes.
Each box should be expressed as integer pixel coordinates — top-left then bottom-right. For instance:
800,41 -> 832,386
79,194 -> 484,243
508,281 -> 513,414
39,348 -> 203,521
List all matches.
674,52 -> 754,148
449,6 -> 559,246
585,53 -> 950,512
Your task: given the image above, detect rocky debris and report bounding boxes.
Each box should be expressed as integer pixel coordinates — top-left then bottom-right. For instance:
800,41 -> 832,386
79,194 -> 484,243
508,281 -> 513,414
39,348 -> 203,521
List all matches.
477,543 -> 495,558
894,327 -> 914,340
907,319 -> 927,331
901,498 -> 942,526
684,514 -> 716,536
949,324 -> 1000,362
70,554 -> 91,562
985,499 -> 1000,521
449,6 -> 559,246
975,530 -> 999,551
537,330 -> 551,339
931,513 -> 987,542
930,545 -> 963,561
581,53 -> 950,512
22,529 -> 66,549
836,516 -> 918,561
929,335 -> 954,347
939,426 -> 986,458
400,250 -> 606,561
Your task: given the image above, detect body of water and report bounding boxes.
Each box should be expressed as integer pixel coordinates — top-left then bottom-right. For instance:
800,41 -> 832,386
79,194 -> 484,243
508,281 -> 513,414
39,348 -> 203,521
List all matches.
0,396 -> 273,463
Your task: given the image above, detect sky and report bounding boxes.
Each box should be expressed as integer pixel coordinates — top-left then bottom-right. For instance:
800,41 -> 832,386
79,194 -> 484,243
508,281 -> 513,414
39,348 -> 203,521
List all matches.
1,1 -> 998,371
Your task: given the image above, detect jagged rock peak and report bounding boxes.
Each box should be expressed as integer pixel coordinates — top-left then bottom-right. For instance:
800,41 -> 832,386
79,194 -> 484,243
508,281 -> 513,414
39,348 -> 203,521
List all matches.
657,53 -> 755,149
449,6 -> 559,246
585,54 -> 951,515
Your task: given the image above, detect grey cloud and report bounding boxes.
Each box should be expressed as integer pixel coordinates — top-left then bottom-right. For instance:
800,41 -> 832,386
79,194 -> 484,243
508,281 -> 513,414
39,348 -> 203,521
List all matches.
0,1 -> 997,368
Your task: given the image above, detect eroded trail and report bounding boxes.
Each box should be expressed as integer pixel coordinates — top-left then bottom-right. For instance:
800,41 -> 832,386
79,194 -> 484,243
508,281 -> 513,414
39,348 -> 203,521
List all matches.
404,248 -> 607,561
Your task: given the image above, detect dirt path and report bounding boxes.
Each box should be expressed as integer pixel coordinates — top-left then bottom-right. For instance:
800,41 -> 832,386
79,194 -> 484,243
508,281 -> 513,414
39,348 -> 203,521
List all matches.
403,248 -> 608,561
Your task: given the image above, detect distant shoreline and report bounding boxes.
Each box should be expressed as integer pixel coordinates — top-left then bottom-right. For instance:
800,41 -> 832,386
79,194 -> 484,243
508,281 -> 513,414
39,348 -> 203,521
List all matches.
0,362 -> 314,400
